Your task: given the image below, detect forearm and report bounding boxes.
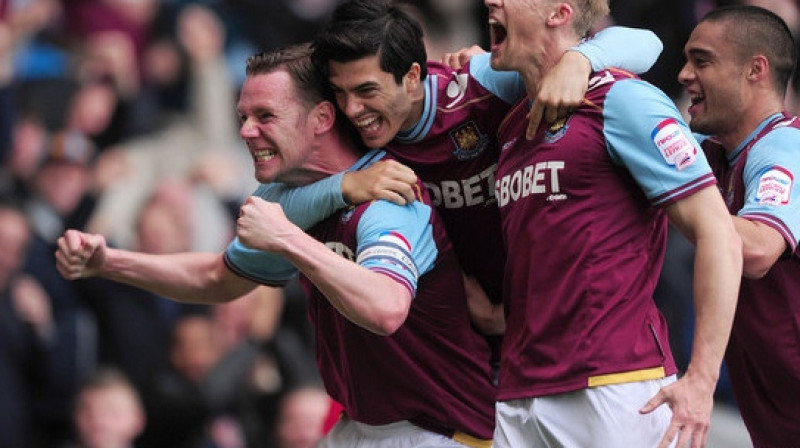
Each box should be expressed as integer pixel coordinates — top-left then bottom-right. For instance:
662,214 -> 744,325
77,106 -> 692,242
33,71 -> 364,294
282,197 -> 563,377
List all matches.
574,26 -> 663,73
276,229 -> 410,335
732,215 -> 787,278
256,174 -> 347,230
686,229 -> 741,382
100,249 -> 253,304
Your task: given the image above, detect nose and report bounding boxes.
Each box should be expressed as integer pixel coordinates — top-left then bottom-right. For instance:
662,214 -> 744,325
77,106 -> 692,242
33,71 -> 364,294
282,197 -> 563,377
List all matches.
485,0 -> 499,8
339,93 -> 364,119
239,118 -> 257,139
677,62 -> 693,86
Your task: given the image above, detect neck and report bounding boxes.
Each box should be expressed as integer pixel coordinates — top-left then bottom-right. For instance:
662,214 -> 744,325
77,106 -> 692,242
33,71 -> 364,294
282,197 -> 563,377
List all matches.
523,38 -> 577,99
718,99 -> 783,152
402,80 -> 427,131
282,131 -> 360,187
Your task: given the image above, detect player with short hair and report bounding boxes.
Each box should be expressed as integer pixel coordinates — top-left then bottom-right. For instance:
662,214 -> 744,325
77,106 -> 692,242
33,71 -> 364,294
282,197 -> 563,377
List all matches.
680,5 -> 800,446
56,44 -> 497,448
267,0 -> 663,339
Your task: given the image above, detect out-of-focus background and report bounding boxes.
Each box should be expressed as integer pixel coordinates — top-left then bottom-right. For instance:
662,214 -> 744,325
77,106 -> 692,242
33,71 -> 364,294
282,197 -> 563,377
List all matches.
3,0 -> 795,446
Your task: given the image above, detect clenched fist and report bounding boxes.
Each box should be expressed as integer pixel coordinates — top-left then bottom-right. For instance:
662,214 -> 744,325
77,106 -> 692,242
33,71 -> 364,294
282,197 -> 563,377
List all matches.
55,230 -> 108,280
236,196 -> 302,253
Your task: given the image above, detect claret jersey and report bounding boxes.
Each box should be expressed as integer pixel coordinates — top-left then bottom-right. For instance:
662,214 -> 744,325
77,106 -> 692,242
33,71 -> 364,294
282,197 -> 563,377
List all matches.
493,69 -> 716,400
702,112 -> 800,447
388,54 -> 520,304
262,27 -> 664,306
224,149 -> 496,439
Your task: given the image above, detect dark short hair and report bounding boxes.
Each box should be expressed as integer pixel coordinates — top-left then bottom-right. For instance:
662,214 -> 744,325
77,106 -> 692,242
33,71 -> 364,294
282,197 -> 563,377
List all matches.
246,43 -> 329,107
311,0 -> 427,85
701,5 -> 797,97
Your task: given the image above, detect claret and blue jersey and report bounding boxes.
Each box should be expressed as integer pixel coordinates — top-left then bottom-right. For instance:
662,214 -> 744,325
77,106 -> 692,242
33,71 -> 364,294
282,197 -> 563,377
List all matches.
493,68 -> 716,400
701,112 -> 800,446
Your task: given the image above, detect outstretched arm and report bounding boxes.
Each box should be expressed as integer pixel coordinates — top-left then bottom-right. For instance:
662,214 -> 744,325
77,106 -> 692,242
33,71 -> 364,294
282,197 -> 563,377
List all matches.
640,187 -> 742,448
55,230 -> 258,304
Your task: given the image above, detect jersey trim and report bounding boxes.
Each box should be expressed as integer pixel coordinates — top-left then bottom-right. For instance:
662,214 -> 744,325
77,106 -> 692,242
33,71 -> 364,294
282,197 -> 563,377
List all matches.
651,173 -> 717,206
453,431 -> 493,448
742,212 -> 797,250
587,367 -> 666,388
222,252 -> 292,287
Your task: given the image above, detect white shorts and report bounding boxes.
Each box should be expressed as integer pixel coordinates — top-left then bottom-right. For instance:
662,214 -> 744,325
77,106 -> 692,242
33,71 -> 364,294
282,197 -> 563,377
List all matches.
494,375 -> 677,448
320,417 -> 492,448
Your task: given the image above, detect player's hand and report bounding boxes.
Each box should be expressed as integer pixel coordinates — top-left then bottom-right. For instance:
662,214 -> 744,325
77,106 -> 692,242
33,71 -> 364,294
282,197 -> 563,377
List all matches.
527,50 -> 592,140
342,159 -> 418,206
463,274 -> 505,335
236,196 -> 300,252
440,45 -> 486,70
55,229 -> 108,279
640,371 -> 716,448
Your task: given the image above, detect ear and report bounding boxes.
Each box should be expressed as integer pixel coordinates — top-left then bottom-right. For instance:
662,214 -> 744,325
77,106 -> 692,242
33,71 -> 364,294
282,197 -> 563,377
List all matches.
746,54 -> 769,83
313,101 -> 337,135
547,2 -> 573,27
404,62 -> 422,91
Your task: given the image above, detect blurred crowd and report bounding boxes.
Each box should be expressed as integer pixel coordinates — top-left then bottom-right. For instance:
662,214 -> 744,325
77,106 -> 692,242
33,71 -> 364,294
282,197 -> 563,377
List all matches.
0,0 -> 798,447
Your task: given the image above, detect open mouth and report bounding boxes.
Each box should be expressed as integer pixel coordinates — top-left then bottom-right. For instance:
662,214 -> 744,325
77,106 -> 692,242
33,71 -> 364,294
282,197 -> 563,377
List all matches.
489,19 -> 507,50
253,149 -> 276,162
686,92 -> 705,116
354,115 -> 381,135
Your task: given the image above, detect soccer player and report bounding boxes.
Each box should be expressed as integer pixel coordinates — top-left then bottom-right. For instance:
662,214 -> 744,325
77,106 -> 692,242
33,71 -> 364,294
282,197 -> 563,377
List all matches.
679,6 -> 800,446
56,45 -> 497,447
266,0 -> 663,336
486,0 -> 743,447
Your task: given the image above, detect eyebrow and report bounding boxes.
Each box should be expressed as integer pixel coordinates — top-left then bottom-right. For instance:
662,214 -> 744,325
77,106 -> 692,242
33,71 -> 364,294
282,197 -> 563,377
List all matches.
332,79 -> 381,93
685,47 -> 715,59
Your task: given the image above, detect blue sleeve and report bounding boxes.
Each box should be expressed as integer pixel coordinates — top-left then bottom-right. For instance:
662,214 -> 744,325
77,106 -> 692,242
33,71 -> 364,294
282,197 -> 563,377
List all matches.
468,26 -> 663,105
251,172 -> 348,230
223,236 -> 297,286
468,52 -> 526,104
354,200 -> 438,297
602,77 -> 713,206
740,127 -> 800,249
572,26 -> 663,74
221,173 -> 347,286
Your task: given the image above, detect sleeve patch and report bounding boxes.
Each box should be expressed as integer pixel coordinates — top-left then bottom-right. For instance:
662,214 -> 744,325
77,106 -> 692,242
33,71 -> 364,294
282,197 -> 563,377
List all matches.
356,241 -> 419,280
756,166 -> 793,206
652,118 -> 697,171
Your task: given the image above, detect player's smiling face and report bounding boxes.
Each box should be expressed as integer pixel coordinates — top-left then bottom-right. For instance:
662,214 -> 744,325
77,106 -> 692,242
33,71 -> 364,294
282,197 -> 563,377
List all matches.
237,70 -> 317,184
328,56 -> 418,148
679,20 -> 746,137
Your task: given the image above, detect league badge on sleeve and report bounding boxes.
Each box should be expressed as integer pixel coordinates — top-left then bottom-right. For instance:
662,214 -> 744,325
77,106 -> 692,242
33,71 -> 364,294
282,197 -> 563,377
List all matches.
756,166 -> 793,206
652,118 -> 697,171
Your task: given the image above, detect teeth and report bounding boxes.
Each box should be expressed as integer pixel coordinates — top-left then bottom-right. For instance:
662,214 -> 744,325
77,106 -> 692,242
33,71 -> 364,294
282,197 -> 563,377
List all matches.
489,18 -> 498,25
253,150 -> 276,161
355,116 -> 379,131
